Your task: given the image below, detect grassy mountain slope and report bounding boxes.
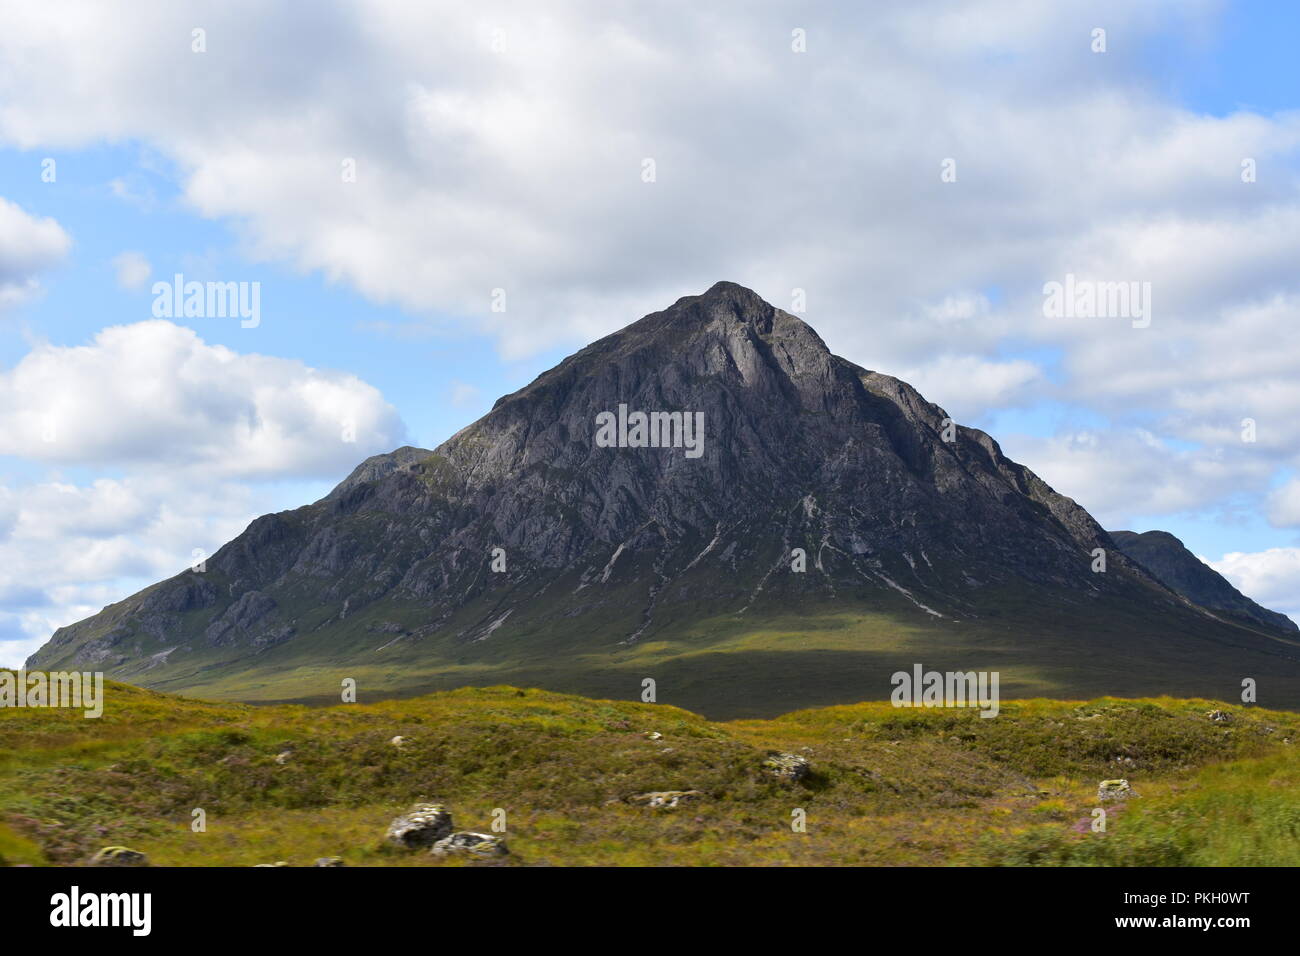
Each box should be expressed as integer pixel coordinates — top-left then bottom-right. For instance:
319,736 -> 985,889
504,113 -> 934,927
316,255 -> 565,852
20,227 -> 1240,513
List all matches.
96,598 -> 1300,721
3,677 -> 1300,867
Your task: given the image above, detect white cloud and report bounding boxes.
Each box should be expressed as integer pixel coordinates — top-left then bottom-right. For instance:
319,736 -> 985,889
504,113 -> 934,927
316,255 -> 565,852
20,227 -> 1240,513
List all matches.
111,250 -> 152,289
0,473 -> 270,667
1,0 -> 1300,654
0,317 -> 406,666
1209,548 -> 1300,622
109,176 -> 157,210
0,319 -> 406,478
1,2 -> 1291,484
0,195 -> 70,307
898,355 -> 1044,421
0,1 -> 1260,364
1000,428 -> 1273,529
1267,479 -> 1300,528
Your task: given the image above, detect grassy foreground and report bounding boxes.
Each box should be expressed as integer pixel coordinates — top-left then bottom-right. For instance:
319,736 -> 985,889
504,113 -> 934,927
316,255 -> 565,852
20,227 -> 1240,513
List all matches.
2,679 -> 1298,866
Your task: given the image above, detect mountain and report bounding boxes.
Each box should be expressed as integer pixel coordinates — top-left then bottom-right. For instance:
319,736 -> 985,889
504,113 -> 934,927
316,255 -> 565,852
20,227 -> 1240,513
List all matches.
1110,529 -> 1296,635
27,282 -> 1300,717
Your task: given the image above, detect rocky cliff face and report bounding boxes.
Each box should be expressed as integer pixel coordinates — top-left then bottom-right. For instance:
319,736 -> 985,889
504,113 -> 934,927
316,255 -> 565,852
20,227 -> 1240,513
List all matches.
27,283 -> 1300,710
1110,530 -> 1296,635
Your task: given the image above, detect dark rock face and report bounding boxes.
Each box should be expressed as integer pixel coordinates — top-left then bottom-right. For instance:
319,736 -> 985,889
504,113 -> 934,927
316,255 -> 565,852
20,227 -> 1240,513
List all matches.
25,282 -> 1298,698
1110,530 -> 1297,634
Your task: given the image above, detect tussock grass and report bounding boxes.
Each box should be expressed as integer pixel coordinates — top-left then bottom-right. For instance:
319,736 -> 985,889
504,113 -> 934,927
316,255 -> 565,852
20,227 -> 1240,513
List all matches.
2,679 -> 1296,866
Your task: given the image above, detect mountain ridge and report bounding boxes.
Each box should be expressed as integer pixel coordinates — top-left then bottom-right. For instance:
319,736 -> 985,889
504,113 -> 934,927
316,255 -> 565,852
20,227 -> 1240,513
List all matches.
27,282 -> 1300,716
1110,529 -> 1296,635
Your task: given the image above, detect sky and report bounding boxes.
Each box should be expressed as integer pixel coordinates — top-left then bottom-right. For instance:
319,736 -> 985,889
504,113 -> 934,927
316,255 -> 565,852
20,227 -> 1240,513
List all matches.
2,0 -> 1300,665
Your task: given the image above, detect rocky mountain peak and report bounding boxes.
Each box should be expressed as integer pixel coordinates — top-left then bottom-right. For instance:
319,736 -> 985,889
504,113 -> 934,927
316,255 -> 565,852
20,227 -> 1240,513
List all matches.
27,283 -> 1300,716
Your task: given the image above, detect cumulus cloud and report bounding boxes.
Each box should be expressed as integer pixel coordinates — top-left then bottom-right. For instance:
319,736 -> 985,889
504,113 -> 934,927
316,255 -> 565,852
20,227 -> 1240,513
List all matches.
0,3 -> 1254,353
1000,428 -> 1274,529
0,320 -> 406,478
1209,548 -> 1300,622
0,196 -> 70,306
1267,479 -> 1300,528
0,318 -> 407,665
3,0 -> 1300,660
897,355 -> 1045,421
0,474 -> 268,666
2,2 -> 1294,473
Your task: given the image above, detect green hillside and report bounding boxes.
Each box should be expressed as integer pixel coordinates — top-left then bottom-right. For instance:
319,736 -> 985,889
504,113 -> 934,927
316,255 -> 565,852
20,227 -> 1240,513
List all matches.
110,599 -> 1300,721
3,676 -> 1299,866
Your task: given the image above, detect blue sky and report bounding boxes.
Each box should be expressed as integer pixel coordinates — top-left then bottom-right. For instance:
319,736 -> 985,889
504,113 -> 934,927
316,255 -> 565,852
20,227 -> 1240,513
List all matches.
0,144 -> 571,487
2,0 -> 1300,664
1148,1 -> 1300,116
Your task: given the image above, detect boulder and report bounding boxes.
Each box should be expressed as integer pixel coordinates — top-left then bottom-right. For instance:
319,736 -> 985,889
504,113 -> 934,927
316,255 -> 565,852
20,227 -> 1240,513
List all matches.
89,846 -> 148,867
1206,710 -> 1232,724
389,735 -> 408,748
1097,779 -> 1135,801
763,752 -> 811,781
385,803 -> 454,848
430,832 -> 508,858
313,856 -> 346,867
628,790 -> 705,809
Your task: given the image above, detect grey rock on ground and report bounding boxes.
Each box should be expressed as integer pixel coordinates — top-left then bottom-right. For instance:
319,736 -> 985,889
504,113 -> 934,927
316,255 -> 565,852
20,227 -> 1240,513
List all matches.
763,752 -> 811,781
386,803 -> 454,848
430,832 -> 508,858
89,846 -> 148,867
1098,779 -> 1135,801
628,790 -> 705,809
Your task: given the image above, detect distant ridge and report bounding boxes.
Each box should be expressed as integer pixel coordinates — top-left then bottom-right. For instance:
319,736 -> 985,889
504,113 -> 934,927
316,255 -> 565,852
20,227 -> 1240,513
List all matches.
1110,529 -> 1296,635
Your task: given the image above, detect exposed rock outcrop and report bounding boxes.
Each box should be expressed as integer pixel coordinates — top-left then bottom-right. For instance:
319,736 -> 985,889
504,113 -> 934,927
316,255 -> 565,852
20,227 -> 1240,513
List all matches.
385,804 -> 454,848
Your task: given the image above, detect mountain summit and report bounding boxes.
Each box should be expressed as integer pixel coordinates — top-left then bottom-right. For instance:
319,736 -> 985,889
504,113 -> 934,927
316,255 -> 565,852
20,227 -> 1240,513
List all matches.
29,283 -> 1300,716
